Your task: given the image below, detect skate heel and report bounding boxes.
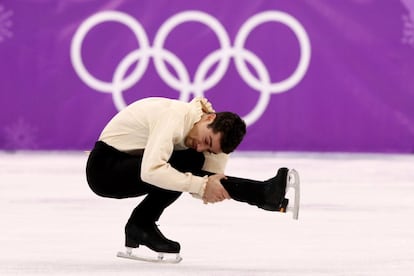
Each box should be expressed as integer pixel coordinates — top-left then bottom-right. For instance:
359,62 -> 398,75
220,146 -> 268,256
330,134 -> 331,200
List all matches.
277,198 -> 289,213
125,235 -> 140,248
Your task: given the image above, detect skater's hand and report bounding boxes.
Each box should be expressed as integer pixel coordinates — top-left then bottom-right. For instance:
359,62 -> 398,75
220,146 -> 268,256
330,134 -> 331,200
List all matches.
203,174 -> 231,204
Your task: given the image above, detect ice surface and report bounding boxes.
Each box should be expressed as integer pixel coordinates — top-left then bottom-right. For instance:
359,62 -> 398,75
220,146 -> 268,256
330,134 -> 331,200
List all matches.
1,151 -> 413,275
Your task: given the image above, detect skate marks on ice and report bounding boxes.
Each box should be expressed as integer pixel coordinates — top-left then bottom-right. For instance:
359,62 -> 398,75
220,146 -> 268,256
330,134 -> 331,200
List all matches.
1,151 -> 414,275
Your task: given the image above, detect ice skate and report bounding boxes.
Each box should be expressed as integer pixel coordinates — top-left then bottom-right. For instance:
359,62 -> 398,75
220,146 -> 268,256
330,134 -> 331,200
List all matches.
285,169 -> 300,220
117,222 -> 182,264
116,247 -> 182,264
259,168 -> 300,220
258,167 -> 289,212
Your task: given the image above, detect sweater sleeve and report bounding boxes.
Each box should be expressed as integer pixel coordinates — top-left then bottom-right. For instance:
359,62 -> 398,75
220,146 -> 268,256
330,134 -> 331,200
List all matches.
202,152 -> 228,174
140,113 -> 208,197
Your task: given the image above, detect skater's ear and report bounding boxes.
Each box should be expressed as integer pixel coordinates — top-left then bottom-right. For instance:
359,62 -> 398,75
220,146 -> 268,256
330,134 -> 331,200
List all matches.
202,113 -> 216,123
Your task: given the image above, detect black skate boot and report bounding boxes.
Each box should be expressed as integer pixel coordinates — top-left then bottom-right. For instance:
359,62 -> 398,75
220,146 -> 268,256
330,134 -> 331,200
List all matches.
125,222 -> 180,253
258,167 -> 289,212
221,167 -> 289,212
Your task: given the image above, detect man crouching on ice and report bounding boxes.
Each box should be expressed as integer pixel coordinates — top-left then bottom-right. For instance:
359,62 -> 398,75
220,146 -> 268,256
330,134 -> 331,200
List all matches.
86,97 -> 298,263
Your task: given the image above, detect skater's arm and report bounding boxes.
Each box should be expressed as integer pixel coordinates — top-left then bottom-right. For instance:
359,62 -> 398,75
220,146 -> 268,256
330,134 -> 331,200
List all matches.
202,151 -> 228,174
140,114 -> 208,196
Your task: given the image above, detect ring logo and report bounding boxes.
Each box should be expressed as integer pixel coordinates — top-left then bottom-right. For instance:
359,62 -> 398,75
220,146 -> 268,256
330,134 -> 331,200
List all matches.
70,10 -> 311,126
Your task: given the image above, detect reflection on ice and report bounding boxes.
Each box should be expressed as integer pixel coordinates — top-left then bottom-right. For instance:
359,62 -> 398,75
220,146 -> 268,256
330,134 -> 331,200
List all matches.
0,151 -> 413,275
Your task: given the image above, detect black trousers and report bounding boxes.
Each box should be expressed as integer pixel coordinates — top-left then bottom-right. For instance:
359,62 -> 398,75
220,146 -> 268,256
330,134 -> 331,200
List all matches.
86,141 -> 208,225
86,141 -> 278,226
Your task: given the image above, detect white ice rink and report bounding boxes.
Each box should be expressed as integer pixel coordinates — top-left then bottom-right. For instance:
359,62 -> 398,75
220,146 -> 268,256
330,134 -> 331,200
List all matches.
1,151 -> 413,275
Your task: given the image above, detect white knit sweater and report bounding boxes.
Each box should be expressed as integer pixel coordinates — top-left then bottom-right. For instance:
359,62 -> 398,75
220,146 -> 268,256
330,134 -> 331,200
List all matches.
99,97 -> 228,197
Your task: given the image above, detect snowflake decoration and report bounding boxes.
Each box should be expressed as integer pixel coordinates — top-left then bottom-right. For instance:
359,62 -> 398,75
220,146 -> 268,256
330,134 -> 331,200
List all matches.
3,118 -> 39,150
401,0 -> 414,47
402,14 -> 414,46
0,4 -> 13,43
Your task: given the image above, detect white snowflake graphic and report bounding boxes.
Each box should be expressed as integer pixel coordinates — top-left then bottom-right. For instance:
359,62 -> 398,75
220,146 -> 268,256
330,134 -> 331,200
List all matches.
3,118 -> 39,150
0,4 -> 13,43
401,0 -> 414,47
402,14 -> 414,46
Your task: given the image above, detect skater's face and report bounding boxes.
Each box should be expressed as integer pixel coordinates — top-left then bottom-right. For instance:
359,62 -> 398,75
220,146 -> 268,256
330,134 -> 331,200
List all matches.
185,114 -> 222,154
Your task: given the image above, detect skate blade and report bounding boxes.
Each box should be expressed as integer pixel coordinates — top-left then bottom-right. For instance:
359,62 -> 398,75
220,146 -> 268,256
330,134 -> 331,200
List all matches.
286,169 -> 300,220
117,248 -> 182,264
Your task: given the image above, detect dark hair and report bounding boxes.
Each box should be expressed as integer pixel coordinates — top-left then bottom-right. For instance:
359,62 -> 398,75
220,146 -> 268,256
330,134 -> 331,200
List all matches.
208,112 -> 246,154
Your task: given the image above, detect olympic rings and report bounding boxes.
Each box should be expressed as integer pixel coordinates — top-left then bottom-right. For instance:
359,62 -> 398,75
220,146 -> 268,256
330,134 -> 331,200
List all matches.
70,10 -> 311,126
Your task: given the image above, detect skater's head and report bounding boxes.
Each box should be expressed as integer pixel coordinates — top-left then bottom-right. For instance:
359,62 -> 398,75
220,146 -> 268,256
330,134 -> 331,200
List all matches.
208,112 -> 246,153
185,112 -> 246,154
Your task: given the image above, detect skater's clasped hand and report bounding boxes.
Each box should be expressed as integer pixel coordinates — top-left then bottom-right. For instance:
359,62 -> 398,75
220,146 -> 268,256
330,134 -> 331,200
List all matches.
203,174 -> 231,204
